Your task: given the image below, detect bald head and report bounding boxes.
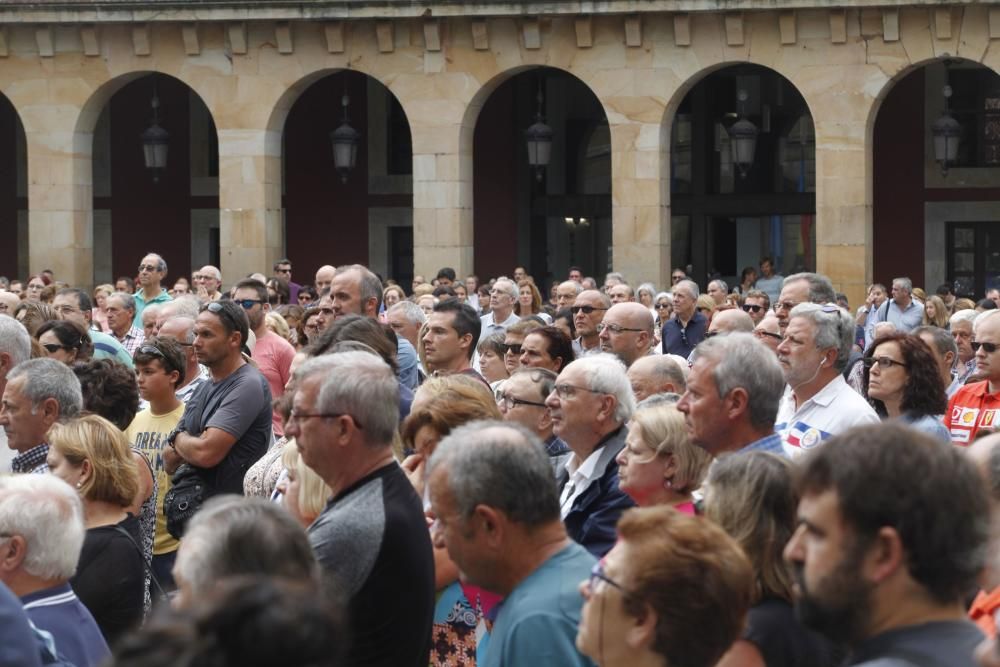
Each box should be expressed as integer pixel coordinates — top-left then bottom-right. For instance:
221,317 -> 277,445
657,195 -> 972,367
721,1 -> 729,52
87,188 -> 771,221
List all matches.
626,354 -> 687,402
315,265 -> 336,293
707,308 -> 754,335
598,302 -> 654,368
0,291 -> 19,315
555,280 -> 582,310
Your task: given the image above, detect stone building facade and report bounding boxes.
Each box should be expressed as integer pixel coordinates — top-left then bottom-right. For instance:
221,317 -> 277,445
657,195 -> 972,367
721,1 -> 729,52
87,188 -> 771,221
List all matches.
0,0 -> 998,305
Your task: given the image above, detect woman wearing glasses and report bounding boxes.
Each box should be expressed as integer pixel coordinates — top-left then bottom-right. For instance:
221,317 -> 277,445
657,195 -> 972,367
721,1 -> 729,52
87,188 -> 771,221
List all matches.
576,506 -> 753,667
862,332 -> 950,442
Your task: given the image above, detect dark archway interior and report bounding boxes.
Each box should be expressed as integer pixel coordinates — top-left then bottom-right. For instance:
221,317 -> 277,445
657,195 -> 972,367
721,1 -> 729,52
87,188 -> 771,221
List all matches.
0,94 -> 26,278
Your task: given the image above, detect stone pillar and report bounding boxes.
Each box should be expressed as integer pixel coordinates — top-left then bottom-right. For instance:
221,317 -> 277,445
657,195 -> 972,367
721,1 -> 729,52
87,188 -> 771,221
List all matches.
216,128 -> 283,288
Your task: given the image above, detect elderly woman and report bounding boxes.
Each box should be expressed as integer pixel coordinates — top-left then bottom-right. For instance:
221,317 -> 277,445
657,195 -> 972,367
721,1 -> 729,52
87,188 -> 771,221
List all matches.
36,319 -> 93,365
298,307 -> 321,348
653,291 -> 672,328
92,283 -> 114,332
275,443 -> 332,529
382,284 -> 406,310
706,452 -> 841,667
577,506 -> 754,667
616,400 -> 712,512
862,332 -> 950,441
519,325 -> 575,373
48,415 -> 146,645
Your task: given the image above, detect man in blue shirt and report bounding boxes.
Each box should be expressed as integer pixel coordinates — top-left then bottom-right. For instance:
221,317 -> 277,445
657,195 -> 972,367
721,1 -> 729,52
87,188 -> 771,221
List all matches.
661,279 -> 706,357
428,421 -> 596,667
867,276 -> 924,337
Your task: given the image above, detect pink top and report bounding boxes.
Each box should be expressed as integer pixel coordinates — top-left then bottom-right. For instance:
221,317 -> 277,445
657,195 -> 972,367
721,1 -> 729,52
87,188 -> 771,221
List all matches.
674,500 -> 697,515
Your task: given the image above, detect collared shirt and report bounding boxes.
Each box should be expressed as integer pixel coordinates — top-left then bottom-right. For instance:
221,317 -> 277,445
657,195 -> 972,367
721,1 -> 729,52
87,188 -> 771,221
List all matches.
740,432 -> 787,457
754,274 -> 784,305
776,376 -> 880,456
545,434 -> 570,458
944,380 -> 1000,446
479,310 -> 520,342
11,443 -> 49,474
177,366 -> 211,404
132,288 -> 172,327
661,311 -> 707,357
115,326 -> 146,356
559,431 -> 621,519
572,337 -> 602,358
867,298 -> 924,340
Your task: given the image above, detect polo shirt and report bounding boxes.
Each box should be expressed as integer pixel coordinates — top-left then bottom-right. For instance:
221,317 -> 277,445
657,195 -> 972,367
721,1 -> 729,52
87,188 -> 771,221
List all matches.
775,376 -> 880,456
944,380 -> 1000,445
867,298 -> 924,339
740,432 -> 787,457
661,311 -> 707,357
480,310 -> 520,343
132,288 -> 171,327
21,582 -> 109,667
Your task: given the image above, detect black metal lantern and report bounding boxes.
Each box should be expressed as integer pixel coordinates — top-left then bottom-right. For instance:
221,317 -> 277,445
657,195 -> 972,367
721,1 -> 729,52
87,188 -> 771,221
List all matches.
525,79 -> 553,182
330,91 -> 360,184
932,82 -> 961,177
140,87 -> 168,183
728,89 -> 758,179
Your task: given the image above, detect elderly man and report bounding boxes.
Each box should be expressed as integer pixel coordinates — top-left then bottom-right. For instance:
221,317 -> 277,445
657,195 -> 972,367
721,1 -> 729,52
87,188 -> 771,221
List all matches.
914,325 -> 962,399
140,303 -> 160,340
171,496 -> 318,609
195,265 -> 223,301
481,278 -> 520,341
133,252 -> 172,326
706,279 -> 728,306
627,355 -> 686,401
554,280 -> 582,311
705,308 -> 755,336
0,475 -> 109,667
314,264 -> 336,294
752,311 -> 783,355
545,355 -> 636,557
741,289 -> 770,324
106,292 -> 146,355
423,300 -> 483,381
775,303 -> 879,455
571,289 -> 610,358
428,421 -> 596,667
387,300 -> 426,351
785,424 -> 988,666
157,316 -> 211,402
163,301 -> 272,502
0,358 -> 82,474
946,310 -> 1000,445
868,276 -> 924,336
773,272 -> 837,334
951,309 -> 978,386
0,317 -> 30,474
0,290 -> 19,316
607,283 -> 634,304
597,302 -> 653,368
287,352 -> 434,667
329,264 -> 419,389
662,279 -> 705,357
677,333 -> 786,456
498,367 -> 568,463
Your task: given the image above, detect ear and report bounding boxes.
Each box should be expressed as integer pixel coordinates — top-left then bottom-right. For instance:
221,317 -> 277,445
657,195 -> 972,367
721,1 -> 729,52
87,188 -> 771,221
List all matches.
0,351 -> 11,378
473,505 -> 505,549
661,453 -> 678,481
725,387 -> 750,421
79,458 -> 93,485
537,405 -> 553,432
40,397 -> 60,424
458,332 -> 474,354
168,369 -> 181,387
625,602 -> 658,651
0,535 -> 27,574
263,302 -> 272,314
596,394 -> 617,423
866,526 -> 905,585
944,351 -> 956,367
365,297 -> 379,318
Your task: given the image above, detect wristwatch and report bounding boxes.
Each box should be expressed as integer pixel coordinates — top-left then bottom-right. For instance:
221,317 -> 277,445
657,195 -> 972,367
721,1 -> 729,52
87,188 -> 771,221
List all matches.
166,426 -> 185,450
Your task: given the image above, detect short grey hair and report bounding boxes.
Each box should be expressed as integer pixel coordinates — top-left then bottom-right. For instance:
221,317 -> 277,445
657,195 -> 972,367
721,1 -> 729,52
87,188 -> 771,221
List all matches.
709,279 -> 729,294
202,265 -> 222,281
975,309 -> 1000,332
427,420 -> 560,526
674,279 -> 700,300
388,300 -> 426,326
654,291 -> 672,304
566,354 -> 636,423
636,355 -> 687,394
560,281 -> 583,297
511,366 -> 558,399
0,475 -> 85,580
892,277 -> 913,293
108,291 -> 137,313
493,279 -> 518,300
161,295 -> 202,320
784,273 -> 837,304
605,272 -> 625,285
144,252 -> 167,273
161,316 -> 196,344
0,316 -> 31,369
913,325 -> 958,359
636,283 -> 656,300
691,333 -> 784,429
788,302 -> 854,371
336,264 -> 384,312
174,495 -> 318,595
294,351 -> 398,447
6,358 -> 82,417
951,309 -> 978,327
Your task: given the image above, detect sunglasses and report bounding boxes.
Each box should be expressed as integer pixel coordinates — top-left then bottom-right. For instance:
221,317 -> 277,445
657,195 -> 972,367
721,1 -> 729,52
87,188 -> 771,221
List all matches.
42,343 -> 68,353
570,305 -> 608,315
502,343 -> 523,356
138,264 -> 159,273
972,341 -> 1000,354
201,301 -> 242,332
655,303 -> 671,310
742,304 -> 763,313
754,330 -> 782,341
138,344 -> 165,358
237,299 -> 263,310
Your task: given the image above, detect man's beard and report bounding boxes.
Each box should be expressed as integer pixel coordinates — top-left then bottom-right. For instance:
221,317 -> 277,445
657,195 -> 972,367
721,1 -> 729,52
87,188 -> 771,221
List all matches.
792,544 -> 874,645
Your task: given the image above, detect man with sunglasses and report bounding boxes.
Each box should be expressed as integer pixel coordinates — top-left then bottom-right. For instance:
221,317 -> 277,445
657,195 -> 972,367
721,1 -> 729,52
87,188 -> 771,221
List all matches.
945,310 -> 1000,445
571,290 -> 610,358
133,253 -> 172,328
52,288 -> 134,367
742,289 -> 770,325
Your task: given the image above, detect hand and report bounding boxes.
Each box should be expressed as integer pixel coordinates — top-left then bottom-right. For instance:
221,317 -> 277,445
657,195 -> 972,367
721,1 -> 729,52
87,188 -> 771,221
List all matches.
163,445 -> 183,475
401,453 -> 426,496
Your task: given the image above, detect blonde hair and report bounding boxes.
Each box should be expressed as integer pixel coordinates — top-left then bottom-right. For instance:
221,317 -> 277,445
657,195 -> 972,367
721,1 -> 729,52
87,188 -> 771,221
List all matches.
696,294 -> 716,314
922,295 -> 949,328
630,404 -> 712,494
94,284 -> 114,300
402,376 -> 501,455
265,311 -> 291,340
48,414 -> 138,507
280,442 -> 332,522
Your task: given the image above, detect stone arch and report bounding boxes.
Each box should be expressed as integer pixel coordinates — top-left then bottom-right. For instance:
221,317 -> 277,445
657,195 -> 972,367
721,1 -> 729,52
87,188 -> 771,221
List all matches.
0,91 -> 27,277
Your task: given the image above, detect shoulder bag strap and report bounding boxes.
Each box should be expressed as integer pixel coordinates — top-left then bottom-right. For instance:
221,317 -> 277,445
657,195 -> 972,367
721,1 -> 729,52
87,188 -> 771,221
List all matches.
112,524 -> 168,604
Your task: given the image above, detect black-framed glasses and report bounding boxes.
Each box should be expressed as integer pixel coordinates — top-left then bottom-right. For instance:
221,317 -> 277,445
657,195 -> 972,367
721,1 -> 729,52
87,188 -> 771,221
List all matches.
288,410 -> 363,429
862,356 -> 908,370
502,343 -> 523,356
754,329 -> 782,341
571,305 -> 608,315
138,264 -> 158,273
237,299 -> 263,310
972,341 -> 1000,354
498,393 -> 546,410
775,300 -> 799,312
138,345 -> 165,357
553,383 -> 606,400
596,322 -> 644,334
42,343 -> 68,354
742,304 -> 763,313
588,560 -> 634,599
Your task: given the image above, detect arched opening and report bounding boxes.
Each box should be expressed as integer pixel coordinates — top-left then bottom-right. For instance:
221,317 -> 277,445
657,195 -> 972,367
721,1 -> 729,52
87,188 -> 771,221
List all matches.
0,94 -> 26,279
473,67 -> 611,285
873,59 -> 1000,297
91,73 -> 219,286
669,64 -> 815,288
282,71 -> 413,286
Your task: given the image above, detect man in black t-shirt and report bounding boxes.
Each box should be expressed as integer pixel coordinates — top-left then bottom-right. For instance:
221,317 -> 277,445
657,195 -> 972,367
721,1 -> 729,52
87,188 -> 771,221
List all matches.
785,423 -> 989,667
287,351 -> 434,667
164,300 -> 271,494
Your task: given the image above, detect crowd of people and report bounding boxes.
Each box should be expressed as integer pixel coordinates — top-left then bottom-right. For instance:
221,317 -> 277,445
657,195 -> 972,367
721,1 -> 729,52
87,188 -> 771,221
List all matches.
0,255 -> 1000,667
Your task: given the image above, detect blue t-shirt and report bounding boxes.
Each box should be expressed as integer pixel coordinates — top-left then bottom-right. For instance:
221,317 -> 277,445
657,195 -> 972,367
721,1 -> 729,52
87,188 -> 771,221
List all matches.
482,542 -> 596,667
21,582 -> 109,667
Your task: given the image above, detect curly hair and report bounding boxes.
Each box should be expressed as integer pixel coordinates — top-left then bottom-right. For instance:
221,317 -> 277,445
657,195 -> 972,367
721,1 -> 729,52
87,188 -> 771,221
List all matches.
72,359 -> 141,431
862,332 -> 947,419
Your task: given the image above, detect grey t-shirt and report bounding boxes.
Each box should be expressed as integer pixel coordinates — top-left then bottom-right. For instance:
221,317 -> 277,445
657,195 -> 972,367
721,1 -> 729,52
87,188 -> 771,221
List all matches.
846,620 -> 984,667
179,363 -> 272,495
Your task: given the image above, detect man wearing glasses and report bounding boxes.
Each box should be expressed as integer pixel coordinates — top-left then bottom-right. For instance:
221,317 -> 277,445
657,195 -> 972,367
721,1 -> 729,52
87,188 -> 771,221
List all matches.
597,302 -> 654,368
133,253 -> 172,328
945,310 -> 1000,445
498,367 -> 569,466
52,288 -> 134,368
571,290 -> 610,358
774,303 -> 878,456
741,288 -> 770,325
272,258 -> 300,304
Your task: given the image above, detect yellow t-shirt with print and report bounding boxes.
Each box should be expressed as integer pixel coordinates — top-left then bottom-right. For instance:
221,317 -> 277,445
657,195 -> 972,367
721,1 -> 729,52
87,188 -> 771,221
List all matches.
126,403 -> 185,555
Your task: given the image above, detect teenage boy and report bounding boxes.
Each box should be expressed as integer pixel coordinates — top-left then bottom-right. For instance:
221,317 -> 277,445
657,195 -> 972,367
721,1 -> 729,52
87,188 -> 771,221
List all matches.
126,337 -> 187,592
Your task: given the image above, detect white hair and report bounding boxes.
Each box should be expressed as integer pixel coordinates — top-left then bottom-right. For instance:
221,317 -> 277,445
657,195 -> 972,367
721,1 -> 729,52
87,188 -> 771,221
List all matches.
567,353 -> 636,423
975,309 -> 1000,332
388,300 -> 426,326
951,309 -> 978,327
0,316 -> 31,368
0,475 -> 85,580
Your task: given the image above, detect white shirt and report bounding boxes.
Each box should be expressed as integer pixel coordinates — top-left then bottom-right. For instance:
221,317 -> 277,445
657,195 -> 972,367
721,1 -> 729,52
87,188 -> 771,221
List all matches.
559,443 -> 615,519
775,375 -> 880,457
0,430 -> 14,473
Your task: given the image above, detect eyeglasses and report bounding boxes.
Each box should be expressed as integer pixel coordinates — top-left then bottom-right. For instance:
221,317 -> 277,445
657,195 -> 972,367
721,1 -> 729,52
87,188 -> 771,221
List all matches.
596,322 -> 644,335
588,561 -> 633,598
553,383 -> 606,400
42,343 -> 68,353
775,300 -> 799,312
754,329 -> 782,341
671,275 -> 684,283
54,304 -> 80,314
237,299 -> 263,310
275,268 -> 291,274
972,341 -> 1000,354
502,343 -> 522,356
138,264 -> 158,273
288,410 -> 363,429
138,345 -> 165,358
862,356 -> 908,369
742,304 -> 763,313
654,303 -> 671,310
498,393 -> 547,410
570,305 -> 608,315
